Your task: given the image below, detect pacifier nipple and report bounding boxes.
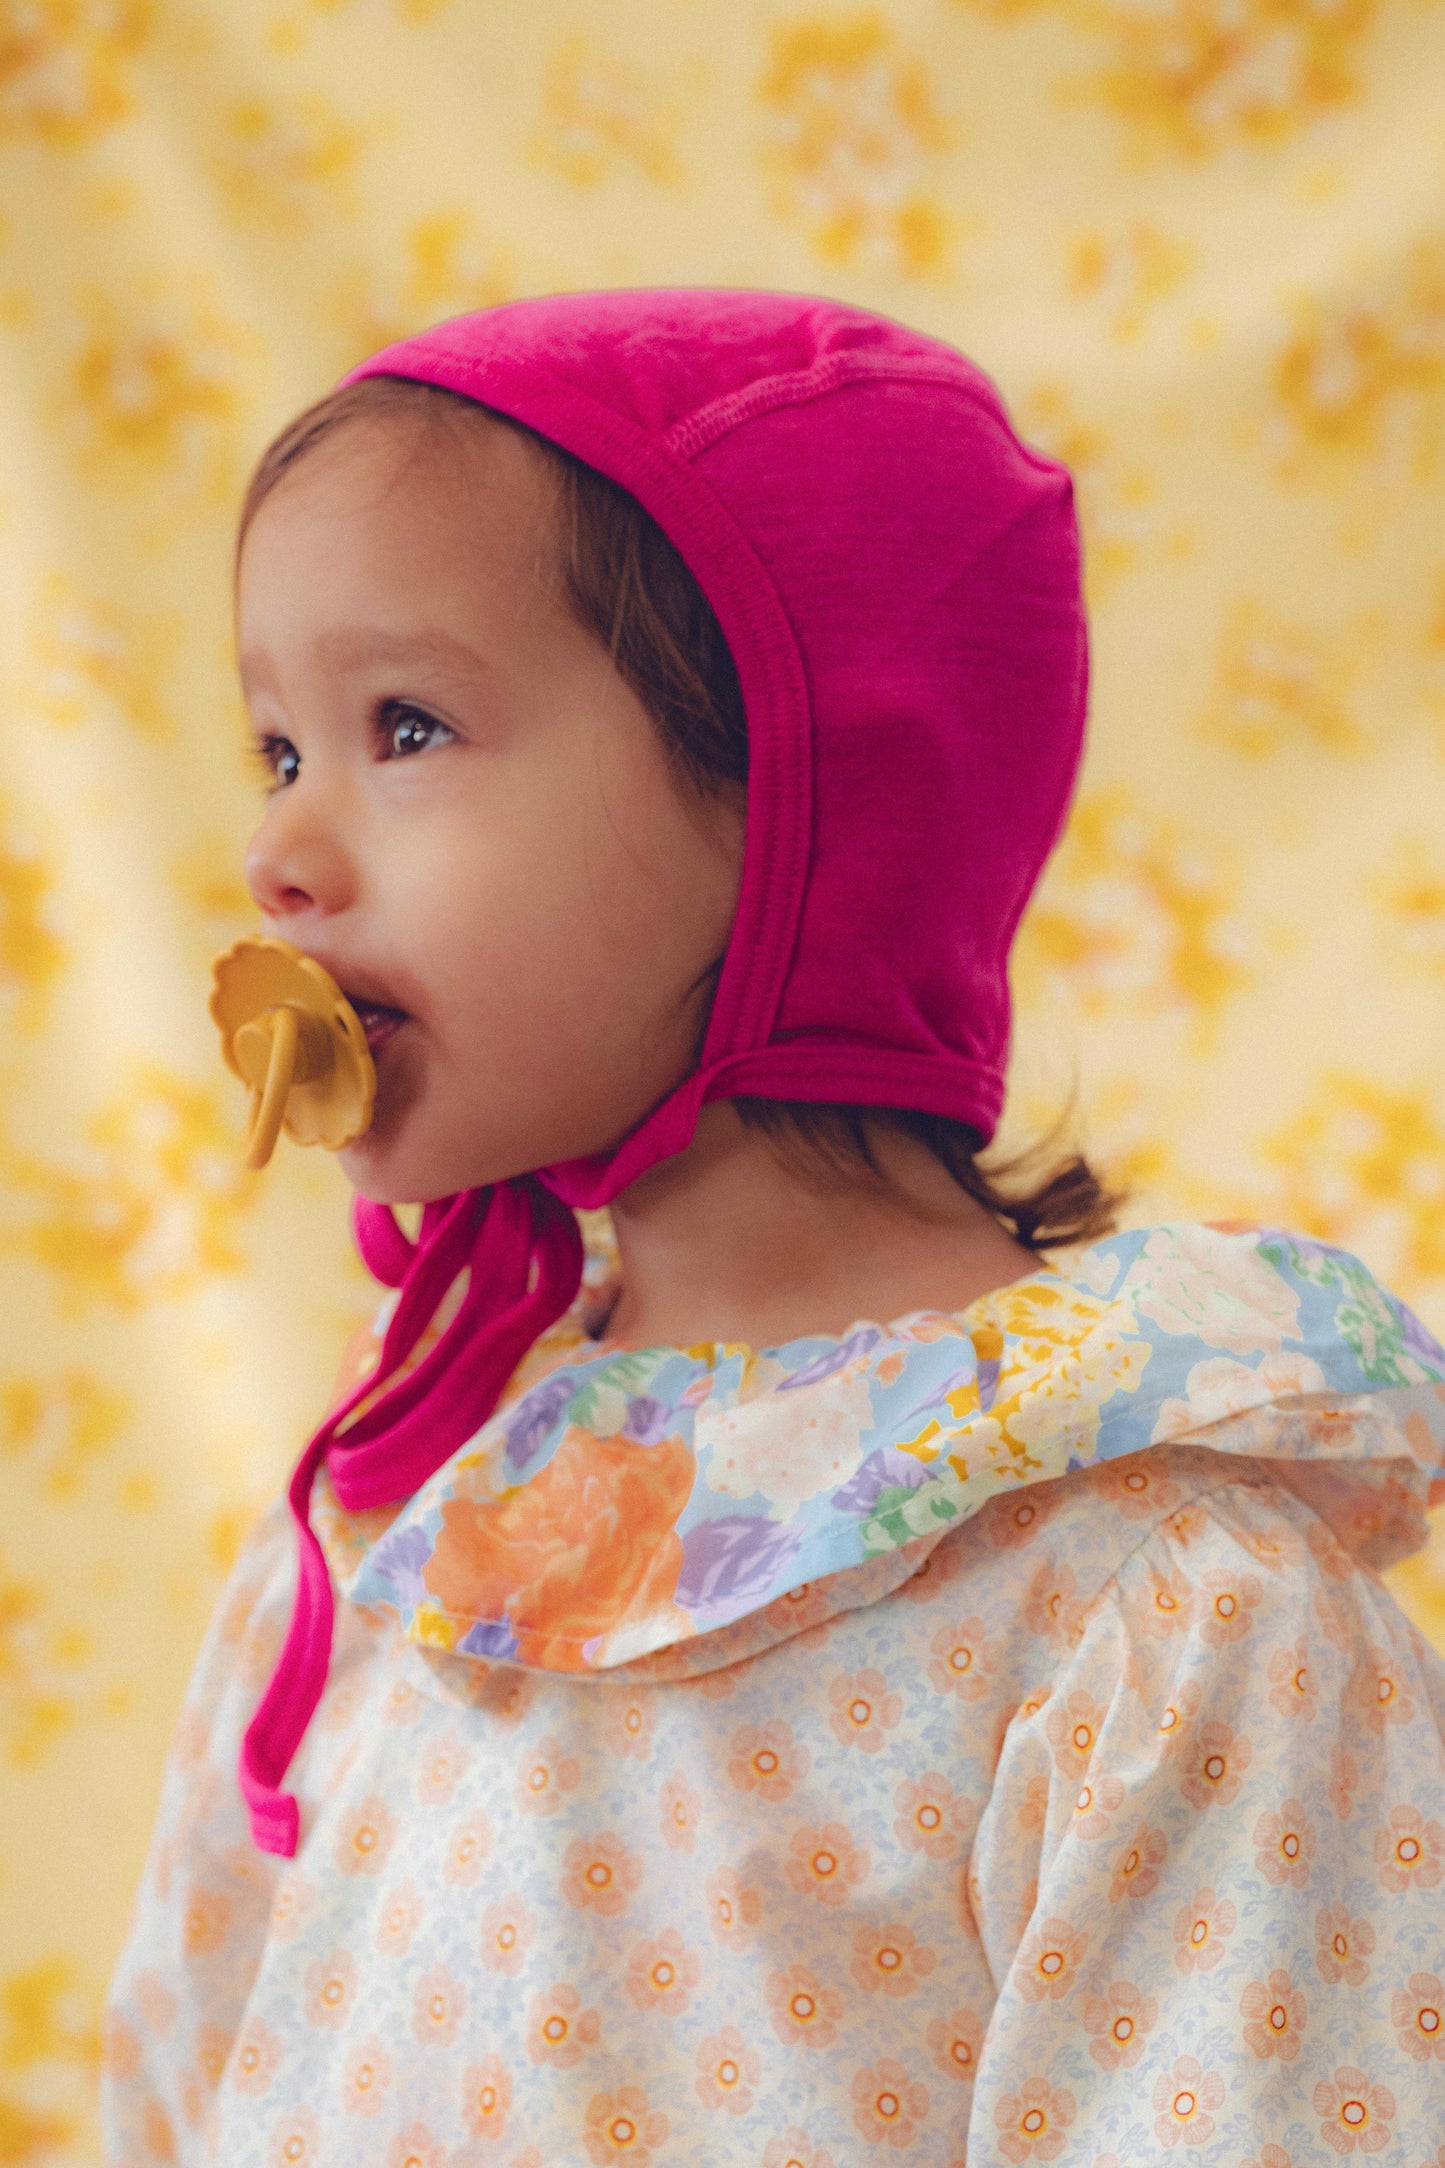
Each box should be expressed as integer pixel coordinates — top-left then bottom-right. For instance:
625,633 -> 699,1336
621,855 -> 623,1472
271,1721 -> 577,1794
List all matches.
209,936 -> 377,1169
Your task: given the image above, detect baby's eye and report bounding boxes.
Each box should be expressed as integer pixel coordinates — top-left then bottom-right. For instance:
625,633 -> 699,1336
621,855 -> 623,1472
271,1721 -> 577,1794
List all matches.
381,701 -> 455,760
249,733 -> 297,791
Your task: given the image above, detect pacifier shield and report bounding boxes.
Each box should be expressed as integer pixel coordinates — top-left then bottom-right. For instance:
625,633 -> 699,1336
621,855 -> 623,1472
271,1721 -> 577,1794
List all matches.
209,935 -> 377,1166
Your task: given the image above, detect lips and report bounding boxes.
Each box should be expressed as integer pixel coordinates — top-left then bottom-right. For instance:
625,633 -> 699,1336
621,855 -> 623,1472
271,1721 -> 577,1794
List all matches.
350,1000 -> 408,1054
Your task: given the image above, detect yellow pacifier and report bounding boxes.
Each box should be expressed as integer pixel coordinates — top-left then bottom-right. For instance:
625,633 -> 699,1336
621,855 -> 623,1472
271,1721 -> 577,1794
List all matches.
209,935 -> 377,1170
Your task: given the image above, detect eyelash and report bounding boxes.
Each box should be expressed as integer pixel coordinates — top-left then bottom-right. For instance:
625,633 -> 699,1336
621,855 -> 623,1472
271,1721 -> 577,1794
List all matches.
249,701 -> 455,792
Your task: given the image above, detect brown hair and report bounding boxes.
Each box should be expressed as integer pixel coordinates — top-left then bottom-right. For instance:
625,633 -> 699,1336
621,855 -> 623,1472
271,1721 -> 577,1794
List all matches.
237,375 -> 1128,1253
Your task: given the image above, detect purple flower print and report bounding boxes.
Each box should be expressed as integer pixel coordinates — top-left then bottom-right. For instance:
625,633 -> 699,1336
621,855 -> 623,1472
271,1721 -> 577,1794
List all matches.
623,1395 -> 675,1444
778,1328 -> 884,1391
833,1447 -> 930,1517
369,1524 -> 434,1609
675,1514 -> 806,1617
505,1373 -> 577,1470
457,1617 -> 520,1660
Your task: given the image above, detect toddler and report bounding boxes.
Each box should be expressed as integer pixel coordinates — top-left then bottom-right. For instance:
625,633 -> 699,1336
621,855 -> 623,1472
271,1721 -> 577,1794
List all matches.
102,288 -> 1445,2166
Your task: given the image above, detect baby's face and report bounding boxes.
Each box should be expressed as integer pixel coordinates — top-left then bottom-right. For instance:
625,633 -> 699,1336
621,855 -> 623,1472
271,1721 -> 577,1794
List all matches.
234,411 -> 744,1204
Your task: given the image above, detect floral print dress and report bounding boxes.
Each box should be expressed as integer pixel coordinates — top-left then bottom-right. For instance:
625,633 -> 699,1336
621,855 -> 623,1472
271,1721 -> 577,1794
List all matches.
101,1221 -> 1445,2165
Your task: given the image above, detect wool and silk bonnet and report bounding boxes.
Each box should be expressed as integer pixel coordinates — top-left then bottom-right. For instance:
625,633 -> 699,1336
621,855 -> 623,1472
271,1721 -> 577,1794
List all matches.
340,285 -> 1090,1205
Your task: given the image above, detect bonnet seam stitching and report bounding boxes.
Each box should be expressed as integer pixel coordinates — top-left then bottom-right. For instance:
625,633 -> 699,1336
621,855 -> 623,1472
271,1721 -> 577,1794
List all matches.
666,352 -> 1059,468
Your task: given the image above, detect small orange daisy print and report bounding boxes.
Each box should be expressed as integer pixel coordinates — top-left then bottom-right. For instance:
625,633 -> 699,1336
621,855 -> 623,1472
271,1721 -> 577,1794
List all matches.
460,2052 -> 513,2141
516,1732 -> 583,1817
1156,1678 -> 1202,1756
479,1892 -> 534,1974
1071,1772 -> 1125,1840
442,1809 -> 494,1886
605,1695 -> 655,1759
926,2004 -> 983,2083
1312,2065 -> 1396,2153
704,1864 -> 761,1946
380,1677 -> 422,1726
410,1962 -> 465,2048
1179,1719 -> 1252,1808
828,1667 -> 903,1752
526,1982 -> 602,2067
302,1949 -> 356,2030
1328,1747 -> 1360,1821
1082,1979 -> 1158,2069
388,2123 -> 448,2168
1173,1886 -> 1237,1974
1240,1969 -> 1307,2061
414,1729 -> 471,1808
1023,1557 -> 1082,1648
984,1490 -> 1055,1550
583,2084 -> 669,2163
1152,2056 -> 1225,2148
765,1961 -> 844,2048
1391,1972 -> 1445,2062
1373,1804 -> 1445,1892
194,2022 -> 229,2092
1267,1641 -> 1318,1721
993,2074 -> 1074,2162
893,1771 -> 968,1858
761,2129 -> 837,2168
1254,1799 -> 1316,1888
268,1874 -> 315,1943
695,2026 -> 760,2115
1195,1567 -> 1263,1645
563,1832 -> 644,1917
1044,1690 -> 1107,1779
1314,1904 -> 1375,1986
624,1929 -> 700,2018
1103,1458 -> 1182,1521
1131,1562 -> 1193,1637
268,2106 -> 321,2165
850,1919 -> 937,1998
374,1881 -> 423,1957
727,1718 -> 810,1801
852,2057 -> 930,2147
334,1794 -> 398,1877
340,2035 -> 392,2118
1015,1916 -> 1089,2004
658,1768 -> 701,1850
926,1614 -> 998,1699
229,2015 -> 282,2096
1346,1648 -> 1416,1734
182,1885 -> 232,1957
1108,1822 -> 1167,1903
785,1819 -> 871,1907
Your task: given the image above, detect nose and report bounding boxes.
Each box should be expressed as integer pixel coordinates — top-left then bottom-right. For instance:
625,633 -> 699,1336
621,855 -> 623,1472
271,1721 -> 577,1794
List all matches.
244,787 -> 356,923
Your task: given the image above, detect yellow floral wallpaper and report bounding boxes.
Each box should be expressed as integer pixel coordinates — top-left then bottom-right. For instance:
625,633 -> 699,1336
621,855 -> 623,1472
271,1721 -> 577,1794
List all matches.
2,1 -> 1444,2156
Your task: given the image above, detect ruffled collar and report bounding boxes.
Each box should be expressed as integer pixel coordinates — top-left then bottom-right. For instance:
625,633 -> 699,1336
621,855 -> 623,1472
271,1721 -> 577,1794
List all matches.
330,1219 -> 1445,1678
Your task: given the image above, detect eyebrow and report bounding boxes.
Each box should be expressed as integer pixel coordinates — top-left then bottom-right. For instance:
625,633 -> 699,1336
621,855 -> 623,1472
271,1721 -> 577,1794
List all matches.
238,625 -> 491,692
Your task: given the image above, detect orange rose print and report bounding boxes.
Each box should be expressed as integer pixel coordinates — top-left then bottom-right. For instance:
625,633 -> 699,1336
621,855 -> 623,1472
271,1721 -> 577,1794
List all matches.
423,1426 -> 694,1668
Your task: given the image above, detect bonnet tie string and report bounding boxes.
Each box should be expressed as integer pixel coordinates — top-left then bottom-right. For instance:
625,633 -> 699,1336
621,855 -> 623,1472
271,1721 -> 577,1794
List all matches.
238,1176 -> 584,1857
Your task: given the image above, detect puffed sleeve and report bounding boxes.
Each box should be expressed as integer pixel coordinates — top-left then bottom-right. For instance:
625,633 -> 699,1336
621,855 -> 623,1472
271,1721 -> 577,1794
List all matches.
965,1470 -> 1445,2164
99,1502 -> 295,2166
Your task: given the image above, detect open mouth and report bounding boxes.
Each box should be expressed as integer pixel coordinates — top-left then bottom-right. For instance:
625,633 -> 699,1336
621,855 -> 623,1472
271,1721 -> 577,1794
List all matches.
350,1000 -> 409,1054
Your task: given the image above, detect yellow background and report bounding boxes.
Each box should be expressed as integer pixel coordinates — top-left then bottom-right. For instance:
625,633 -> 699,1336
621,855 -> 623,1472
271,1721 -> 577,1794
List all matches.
3,1 -> 1445,2155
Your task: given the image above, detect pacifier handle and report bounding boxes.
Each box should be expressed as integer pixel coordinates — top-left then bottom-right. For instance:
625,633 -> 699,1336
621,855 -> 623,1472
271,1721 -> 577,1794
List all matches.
244,1004 -> 299,1171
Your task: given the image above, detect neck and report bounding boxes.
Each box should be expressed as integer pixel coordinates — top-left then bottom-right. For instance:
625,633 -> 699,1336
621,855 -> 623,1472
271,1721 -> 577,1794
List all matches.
597,1100 -> 1040,1352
